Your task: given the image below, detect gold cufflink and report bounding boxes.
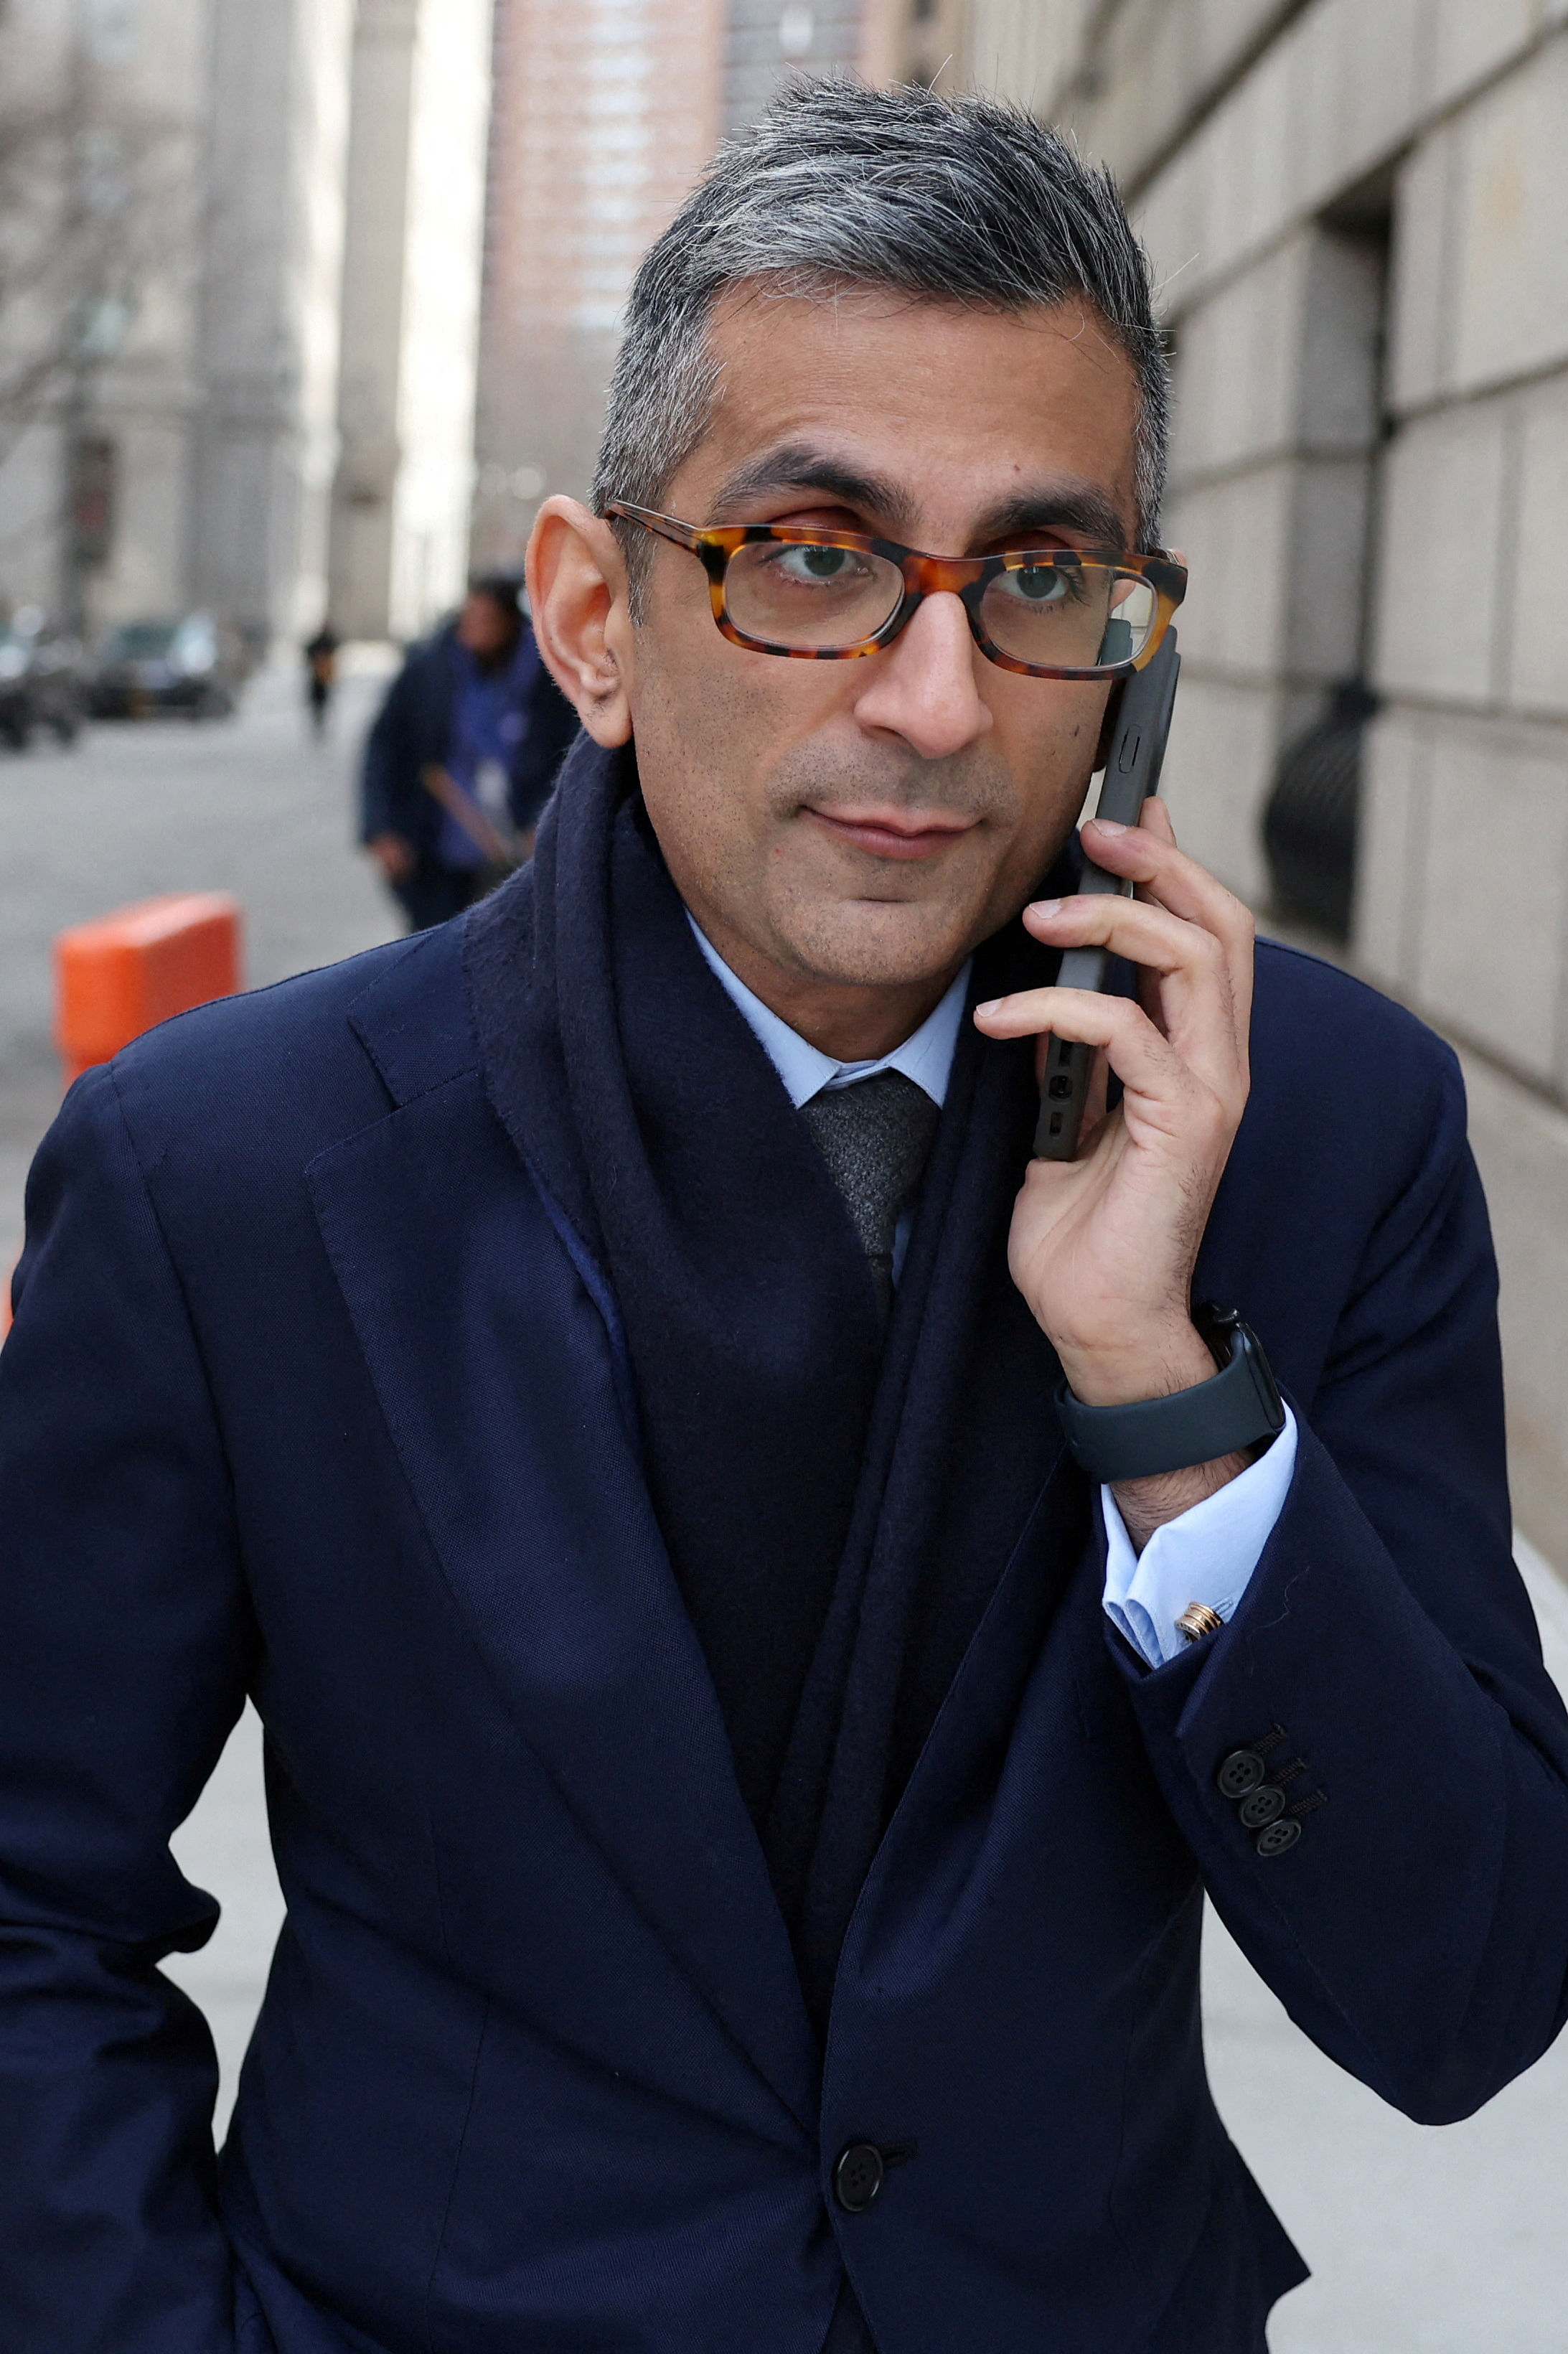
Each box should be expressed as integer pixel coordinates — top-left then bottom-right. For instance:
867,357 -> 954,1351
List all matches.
1177,1601 -> 1226,1643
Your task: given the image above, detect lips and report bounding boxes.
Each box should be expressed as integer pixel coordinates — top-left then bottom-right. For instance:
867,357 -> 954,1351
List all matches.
805,805 -> 977,861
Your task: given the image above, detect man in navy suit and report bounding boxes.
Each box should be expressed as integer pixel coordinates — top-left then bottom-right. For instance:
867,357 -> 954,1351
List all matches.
3,81 -> 1567,2354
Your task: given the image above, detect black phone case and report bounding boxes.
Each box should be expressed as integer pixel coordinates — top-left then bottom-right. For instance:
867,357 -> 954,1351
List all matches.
1033,632 -> 1182,1161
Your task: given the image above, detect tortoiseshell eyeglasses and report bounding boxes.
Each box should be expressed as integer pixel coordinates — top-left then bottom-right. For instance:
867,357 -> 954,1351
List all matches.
605,502 -> 1186,680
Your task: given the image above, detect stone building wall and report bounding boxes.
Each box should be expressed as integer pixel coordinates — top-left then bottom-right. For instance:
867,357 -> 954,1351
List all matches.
965,0 -> 1568,1563
860,0 -> 968,90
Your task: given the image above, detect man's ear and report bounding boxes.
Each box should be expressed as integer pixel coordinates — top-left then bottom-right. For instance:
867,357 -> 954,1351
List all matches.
525,497 -> 634,747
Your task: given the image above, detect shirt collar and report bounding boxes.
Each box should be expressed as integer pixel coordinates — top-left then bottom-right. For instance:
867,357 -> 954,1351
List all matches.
687,914 -> 970,1110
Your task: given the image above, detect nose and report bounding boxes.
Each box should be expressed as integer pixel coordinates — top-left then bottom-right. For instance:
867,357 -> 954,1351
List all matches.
850,589 -> 992,761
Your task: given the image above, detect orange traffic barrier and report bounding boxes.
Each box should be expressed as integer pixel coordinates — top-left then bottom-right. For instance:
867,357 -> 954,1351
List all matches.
1,893 -> 243,1342
54,892 -> 243,1087
2,894 -> 243,1341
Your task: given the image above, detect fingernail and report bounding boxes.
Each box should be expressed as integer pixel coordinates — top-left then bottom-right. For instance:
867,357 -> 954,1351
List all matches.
975,998 -> 1000,1016
1090,817 -> 1127,835
1028,898 -> 1063,919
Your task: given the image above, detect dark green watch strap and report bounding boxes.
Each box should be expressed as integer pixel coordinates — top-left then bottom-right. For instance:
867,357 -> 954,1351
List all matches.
1055,1307 -> 1286,1484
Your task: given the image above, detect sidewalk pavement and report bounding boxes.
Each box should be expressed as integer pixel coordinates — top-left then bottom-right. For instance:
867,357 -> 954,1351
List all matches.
0,655 -> 400,1248
1210,1540 -> 1568,2353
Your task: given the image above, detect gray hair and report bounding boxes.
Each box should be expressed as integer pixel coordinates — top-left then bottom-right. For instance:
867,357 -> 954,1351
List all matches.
592,78 -> 1170,604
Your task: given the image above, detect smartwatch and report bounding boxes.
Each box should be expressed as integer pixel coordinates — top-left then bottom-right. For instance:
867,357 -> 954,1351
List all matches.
1056,1303 -> 1286,1485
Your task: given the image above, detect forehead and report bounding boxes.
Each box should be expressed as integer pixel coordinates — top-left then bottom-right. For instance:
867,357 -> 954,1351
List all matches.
675,285 -> 1142,534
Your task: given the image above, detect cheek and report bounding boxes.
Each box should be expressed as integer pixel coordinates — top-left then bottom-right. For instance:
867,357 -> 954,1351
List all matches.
631,630 -> 841,850
990,679 -> 1109,811
976,683 -> 1109,910
629,652 -> 784,908
637,652 -> 769,818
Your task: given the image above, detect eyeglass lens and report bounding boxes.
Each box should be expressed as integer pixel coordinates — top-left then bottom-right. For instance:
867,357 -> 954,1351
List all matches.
721,540 -> 1155,670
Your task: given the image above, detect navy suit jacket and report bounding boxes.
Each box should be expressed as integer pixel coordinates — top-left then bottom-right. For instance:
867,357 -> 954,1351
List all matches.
2,921 -> 1567,2354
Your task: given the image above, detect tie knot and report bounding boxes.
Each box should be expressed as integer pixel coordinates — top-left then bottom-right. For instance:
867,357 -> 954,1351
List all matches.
799,1069 -> 940,1323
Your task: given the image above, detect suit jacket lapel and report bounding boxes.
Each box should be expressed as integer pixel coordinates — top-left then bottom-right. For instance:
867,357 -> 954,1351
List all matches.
309,951 -> 819,2137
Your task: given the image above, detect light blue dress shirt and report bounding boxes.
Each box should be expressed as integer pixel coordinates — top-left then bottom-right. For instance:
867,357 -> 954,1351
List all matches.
690,919 -> 969,1280
688,916 -> 1297,1669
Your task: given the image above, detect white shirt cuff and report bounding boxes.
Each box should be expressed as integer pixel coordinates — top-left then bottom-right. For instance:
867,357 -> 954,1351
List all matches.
1100,1404 -> 1299,1669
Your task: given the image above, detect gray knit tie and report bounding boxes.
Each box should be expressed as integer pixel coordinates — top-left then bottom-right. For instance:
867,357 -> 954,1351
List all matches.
799,1069 -> 940,1329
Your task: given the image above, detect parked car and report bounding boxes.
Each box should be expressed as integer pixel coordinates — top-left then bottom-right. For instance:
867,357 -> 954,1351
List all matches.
90,614 -> 241,719
0,616 -> 90,749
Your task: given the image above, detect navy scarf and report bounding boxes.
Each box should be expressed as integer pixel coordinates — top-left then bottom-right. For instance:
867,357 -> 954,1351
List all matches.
463,737 -> 1081,2032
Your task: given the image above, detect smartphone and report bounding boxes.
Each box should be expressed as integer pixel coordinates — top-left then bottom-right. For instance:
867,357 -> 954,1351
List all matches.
1033,629 -> 1181,1161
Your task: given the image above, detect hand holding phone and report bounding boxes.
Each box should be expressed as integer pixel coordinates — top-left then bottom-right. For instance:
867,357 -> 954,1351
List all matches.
1033,632 -> 1181,1161
975,625 -> 1254,1522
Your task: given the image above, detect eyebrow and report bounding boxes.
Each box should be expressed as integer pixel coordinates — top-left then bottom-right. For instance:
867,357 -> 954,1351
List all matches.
707,444 -> 1132,552
969,484 -> 1131,550
709,446 -> 920,537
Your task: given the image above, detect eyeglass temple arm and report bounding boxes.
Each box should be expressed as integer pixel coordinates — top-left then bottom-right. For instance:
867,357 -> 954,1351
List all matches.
604,502 -> 698,553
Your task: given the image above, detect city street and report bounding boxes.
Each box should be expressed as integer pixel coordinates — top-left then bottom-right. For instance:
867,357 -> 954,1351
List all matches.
0,658 -> 401,1252
3,675 -> 1568,2350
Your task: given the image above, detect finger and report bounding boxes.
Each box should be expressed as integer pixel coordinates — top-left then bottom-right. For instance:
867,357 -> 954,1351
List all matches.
1024,889 -> 1228,983
975,986 -> 1203,1125
1137,794 -> 1177,848
1078,815 -> 1254,1028
1079,815 -> 1252,950
970,984 -> 1177,1078
970,988 -> 1177,1106
1021,894 -> 1242,1095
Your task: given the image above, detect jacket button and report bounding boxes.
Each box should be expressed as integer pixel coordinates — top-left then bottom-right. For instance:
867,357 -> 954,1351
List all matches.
1216,1748 -> 1265,1799
1239,1783 -> 1285,1830
1256,1817 -> 1302,1858
833,2142 -> 886,2215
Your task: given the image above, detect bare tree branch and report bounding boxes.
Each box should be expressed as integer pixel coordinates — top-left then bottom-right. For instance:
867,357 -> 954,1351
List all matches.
0,58 -> 189,482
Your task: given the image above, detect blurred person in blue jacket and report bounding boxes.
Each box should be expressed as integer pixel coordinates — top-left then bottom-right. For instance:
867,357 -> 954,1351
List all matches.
361,573 -> 579,929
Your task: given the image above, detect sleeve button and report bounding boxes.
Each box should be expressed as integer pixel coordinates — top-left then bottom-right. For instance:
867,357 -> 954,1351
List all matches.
1216,1748 -> 1265,1799
1239,1784 -> 1286,1829
1256,1818 -> 1302,1858
833,2143 -> 886,2214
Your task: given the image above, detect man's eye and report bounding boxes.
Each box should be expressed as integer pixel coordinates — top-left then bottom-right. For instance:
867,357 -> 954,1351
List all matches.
774,544 -> 860,583
1003,563 -> 1071,604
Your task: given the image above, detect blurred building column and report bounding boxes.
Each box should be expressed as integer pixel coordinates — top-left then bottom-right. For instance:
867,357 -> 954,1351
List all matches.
187,0 -> 357,660
327,0 -> 493,644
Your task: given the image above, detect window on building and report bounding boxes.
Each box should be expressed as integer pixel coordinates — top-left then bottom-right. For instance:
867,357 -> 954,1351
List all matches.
69,436 -> 118,573
1262,182 -> 1393,941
